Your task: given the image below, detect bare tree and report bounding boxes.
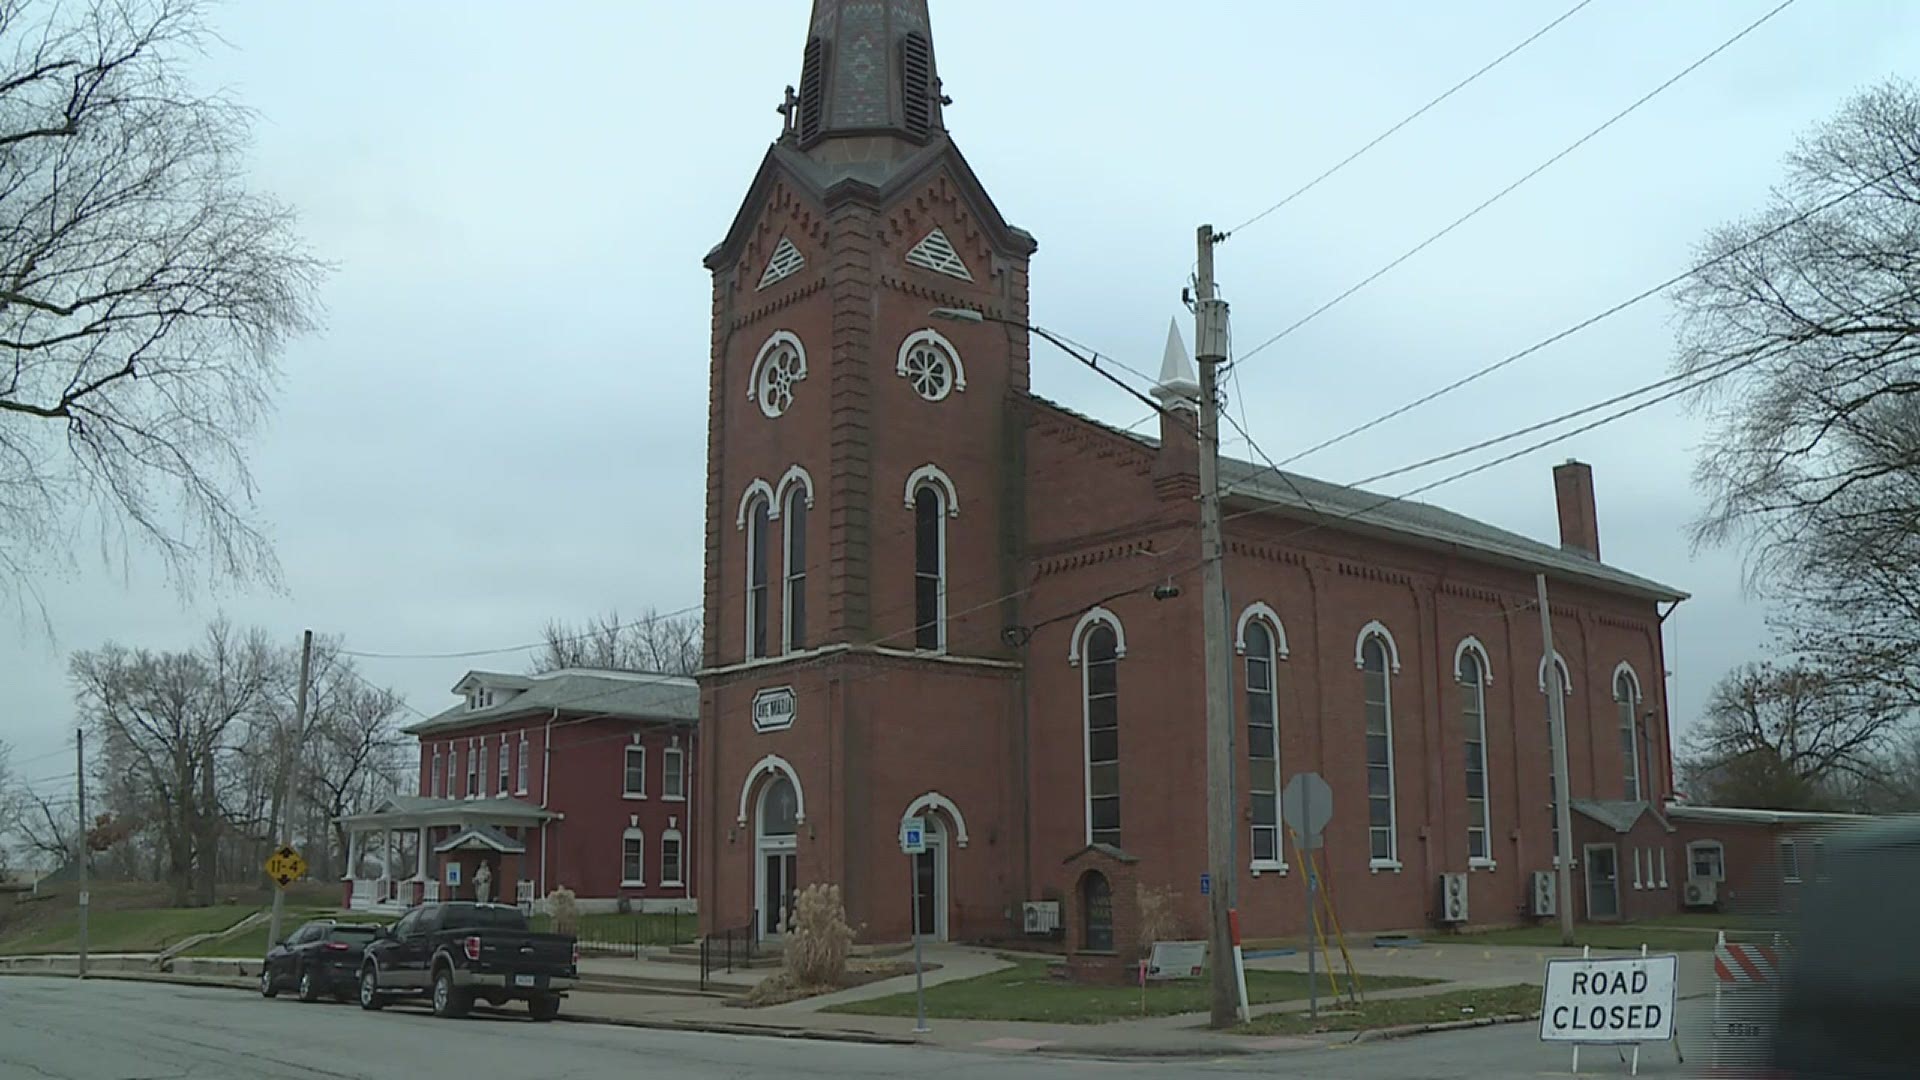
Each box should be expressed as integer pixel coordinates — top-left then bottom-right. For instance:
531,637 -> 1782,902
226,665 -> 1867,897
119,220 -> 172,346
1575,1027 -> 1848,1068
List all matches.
300,655 -> 408,877
529,608 -> 702,675
1679,661 -> 1908,810
0,0 -> 326,606
70,618 -> 279,904
1674,79 -> 1920,706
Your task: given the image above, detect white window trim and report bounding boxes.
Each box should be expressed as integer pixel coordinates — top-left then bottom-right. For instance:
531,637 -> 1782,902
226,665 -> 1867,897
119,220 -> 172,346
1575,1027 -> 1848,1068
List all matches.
662,746 -> 686,802
621,829 -> 646,888
745,330 -> 806,417
1360,633 -> 1400,866
1233,601 -> 1290,658
1538,651 -> 1574,695
735,478 -> 774,529
1687,840 -> 1726,882
1469,856 -> 1498,871
1079,618 -> 1122,847
1250,859 -> 1290,876
1353,620 -> 1403,673
465,740 -> 479,800
1615,665 -> 1643,802
1658,847 -> 1670,889
496,733 -> 511,798
773,464 -> 815,517
896,328 -> 969,395
623,744 -> 647,800
1779,839 -> 1801,883
1458,646 -> 1494,868
430,746 -> 442,798
735,754 -> 806,826
660,829 -> 684,887
477,743 -> 490,798
909,475 -> 950,652
742,488 -> 772,658
1453,636 -> 1494,684
516,733 -> 530,796
781,483 -> 807,655
1067,606 -> 1128,665
1633,847 -> 1645,890
1242,611 -> 1287,872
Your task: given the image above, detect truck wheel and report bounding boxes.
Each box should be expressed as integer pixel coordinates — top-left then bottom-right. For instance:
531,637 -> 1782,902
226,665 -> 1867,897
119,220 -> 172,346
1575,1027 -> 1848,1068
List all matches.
431,966 -> 470,1019
358,967 -> 385,1011
297,967 -> 322,1003
528,993 -> 560,1022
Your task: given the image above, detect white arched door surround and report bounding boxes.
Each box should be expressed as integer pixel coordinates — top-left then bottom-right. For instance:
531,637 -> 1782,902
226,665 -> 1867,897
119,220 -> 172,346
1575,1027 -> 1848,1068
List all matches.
909,815 -> 948,942
753,774 -> 800,939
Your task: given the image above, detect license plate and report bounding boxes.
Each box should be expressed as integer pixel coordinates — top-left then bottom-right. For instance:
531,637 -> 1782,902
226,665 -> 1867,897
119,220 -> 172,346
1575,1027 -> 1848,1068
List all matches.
514,974 -> 536,988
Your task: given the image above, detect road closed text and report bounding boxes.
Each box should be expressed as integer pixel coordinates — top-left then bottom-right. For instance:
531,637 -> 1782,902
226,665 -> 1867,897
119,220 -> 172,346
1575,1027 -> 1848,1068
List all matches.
1539,956 -> 1678,1044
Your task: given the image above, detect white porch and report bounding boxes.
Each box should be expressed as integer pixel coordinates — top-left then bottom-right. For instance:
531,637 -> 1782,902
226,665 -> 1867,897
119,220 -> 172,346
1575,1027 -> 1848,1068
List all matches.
338,795 -> 552,913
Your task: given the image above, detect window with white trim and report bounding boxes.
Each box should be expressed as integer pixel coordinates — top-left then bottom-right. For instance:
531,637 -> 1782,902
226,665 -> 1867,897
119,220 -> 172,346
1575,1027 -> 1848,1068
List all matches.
912,481 -> 947,650
1779,838 -> 1801,883
1244,619 -> 1282,866
1688,840 -> 1725,882
431,745 -> 443,798
1082,621 -> 1122,847
624,745 -> 646,798
746,492 -> 771,658
465,741 -> 479,797
661,830 -> 684,886
1615,667 -> 1642,802
497,736 -> 510,796
477,743 -> 489,798
750,332 -> 805,418
1543,654 -> 1571,865
1361,634 -> 1398,863
1458,648 -> 1493,864
663,745 -> 685,801
449,744 -> 461,798
784,484 -> 807,652
516,735 -> 530,795
621,830 -> 645,887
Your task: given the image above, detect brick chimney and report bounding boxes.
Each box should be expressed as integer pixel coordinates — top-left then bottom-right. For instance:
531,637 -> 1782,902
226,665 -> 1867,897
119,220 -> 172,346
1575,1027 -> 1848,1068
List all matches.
1553,459 -> 1600,560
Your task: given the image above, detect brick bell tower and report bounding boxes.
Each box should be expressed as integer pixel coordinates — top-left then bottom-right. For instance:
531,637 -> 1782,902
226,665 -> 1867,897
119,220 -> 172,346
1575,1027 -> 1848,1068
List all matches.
697,0 -> 1039,942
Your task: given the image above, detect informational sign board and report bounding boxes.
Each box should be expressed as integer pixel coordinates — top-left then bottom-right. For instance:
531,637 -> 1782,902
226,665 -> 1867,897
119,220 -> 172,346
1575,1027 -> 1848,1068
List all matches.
264,845 -> 306,889
899,816 -> 927,855
1281,772 -> 1334,849
752,686 -> 797,732
1540,954 -> 1679,1045
445,861 -> 462,887
1146,940 -> 1207,980
1199,872 -> 1211,896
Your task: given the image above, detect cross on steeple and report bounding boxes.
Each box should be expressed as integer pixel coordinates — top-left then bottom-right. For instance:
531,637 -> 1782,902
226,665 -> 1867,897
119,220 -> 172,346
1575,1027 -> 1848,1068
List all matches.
777,85 -> 799,136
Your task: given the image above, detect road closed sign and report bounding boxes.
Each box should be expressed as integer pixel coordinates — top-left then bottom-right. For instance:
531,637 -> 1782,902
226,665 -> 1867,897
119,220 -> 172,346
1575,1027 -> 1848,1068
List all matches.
1539,954 -> 1678,1045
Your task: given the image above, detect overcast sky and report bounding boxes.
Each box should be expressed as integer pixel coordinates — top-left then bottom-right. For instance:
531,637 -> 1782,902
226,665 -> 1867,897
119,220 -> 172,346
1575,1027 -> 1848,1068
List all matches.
5,0 -> 1914,794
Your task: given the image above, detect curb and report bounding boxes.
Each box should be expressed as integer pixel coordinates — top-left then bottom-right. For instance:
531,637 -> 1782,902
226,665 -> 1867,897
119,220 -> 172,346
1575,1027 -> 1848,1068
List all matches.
1348,1012 -> 1536,1043
558,1012 -> 918,1046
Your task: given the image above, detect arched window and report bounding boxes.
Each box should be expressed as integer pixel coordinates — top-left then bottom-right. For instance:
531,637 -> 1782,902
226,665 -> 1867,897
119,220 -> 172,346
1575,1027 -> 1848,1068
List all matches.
760,776 -> 798,837
1080,871 -> 1114,952
783,484 -> 807,652
1245,619 -> 1282,866
1361,634 -> 1398,864
1458,648 -> 1492,864
1542,653 -> 1571,865
745,492 -> 771,658
912,482 -> 946,650
1082,623 -> 1121,847
1615,666 -> 1643,801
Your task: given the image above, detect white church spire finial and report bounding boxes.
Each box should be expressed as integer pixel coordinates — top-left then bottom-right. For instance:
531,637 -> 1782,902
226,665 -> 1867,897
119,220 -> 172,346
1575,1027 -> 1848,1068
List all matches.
1153,318 -> 1200,409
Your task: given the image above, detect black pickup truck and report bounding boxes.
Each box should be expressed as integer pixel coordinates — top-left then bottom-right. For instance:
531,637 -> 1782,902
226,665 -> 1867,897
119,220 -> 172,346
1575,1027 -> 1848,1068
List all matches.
356,902 -> 577,1020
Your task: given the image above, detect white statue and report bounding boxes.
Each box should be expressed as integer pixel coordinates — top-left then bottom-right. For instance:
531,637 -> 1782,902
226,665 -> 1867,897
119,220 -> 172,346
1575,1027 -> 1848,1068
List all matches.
474,861 -> 493,904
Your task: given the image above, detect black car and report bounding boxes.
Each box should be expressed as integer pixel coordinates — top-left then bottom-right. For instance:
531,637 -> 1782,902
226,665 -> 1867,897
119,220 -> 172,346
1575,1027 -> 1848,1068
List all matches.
260,919 -> 385,1003
357,902 -> 577,1020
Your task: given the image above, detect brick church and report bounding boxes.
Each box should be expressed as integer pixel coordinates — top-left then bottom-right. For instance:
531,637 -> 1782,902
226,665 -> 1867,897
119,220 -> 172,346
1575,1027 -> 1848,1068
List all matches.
694,1 -> 1814,950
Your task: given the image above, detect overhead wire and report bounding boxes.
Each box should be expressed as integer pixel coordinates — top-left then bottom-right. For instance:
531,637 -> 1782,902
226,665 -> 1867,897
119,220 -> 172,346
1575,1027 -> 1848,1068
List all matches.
1232,0 -> 1798,367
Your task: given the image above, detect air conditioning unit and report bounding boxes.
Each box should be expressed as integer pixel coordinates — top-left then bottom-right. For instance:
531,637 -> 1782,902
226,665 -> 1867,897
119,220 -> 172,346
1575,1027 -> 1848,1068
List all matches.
1439,872 -> 1469,924
1021,900 -> 1061,936
1531,871 -> 1557,917
1683,877 -> 1718,908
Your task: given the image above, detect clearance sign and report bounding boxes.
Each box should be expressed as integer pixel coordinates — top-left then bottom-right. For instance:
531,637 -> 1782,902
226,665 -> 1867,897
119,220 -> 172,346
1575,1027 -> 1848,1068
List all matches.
1539,954 -> 1679,1045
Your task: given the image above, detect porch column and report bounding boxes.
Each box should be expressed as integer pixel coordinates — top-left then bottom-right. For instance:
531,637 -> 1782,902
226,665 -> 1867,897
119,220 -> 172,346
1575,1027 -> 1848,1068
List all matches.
417,826 -> 428,879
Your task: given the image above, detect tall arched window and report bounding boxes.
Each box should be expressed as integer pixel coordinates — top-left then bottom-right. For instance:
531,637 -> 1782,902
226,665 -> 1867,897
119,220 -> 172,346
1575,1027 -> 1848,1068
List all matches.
1542,654 -> 1571,864
912,483 -> 945,650
1361,635 -> 1398,864
1458,649 -> 1492,863
745,493 -> 771,658
1245,620 -> 1282,865
783,485 -> 807,652
1615,666 -> 1642,801
1082,623 -> 1121,847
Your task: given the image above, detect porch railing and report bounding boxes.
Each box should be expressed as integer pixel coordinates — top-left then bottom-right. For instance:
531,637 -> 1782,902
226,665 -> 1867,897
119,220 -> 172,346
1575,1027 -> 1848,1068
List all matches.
699,921 -> 758,991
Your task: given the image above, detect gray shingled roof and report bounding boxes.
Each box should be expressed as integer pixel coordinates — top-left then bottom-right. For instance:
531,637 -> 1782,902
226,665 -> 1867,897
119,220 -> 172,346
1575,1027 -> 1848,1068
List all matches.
1572,799 -> 1673,834
404,669 -> 698,736
1037,396 -> 1686,602
338,795 -> 552,828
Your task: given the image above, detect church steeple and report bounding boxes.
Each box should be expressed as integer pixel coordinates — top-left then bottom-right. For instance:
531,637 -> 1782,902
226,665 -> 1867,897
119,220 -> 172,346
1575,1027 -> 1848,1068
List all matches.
783,0 -> 947,151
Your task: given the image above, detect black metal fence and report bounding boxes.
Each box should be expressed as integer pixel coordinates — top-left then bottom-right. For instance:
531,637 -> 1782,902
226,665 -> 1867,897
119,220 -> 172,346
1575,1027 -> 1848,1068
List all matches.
699,921 -> 757,990
531,910 -> 695,958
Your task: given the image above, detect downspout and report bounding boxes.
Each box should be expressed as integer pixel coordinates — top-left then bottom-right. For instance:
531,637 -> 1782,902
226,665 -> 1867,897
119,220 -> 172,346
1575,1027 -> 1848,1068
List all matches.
540,708 -> 558,896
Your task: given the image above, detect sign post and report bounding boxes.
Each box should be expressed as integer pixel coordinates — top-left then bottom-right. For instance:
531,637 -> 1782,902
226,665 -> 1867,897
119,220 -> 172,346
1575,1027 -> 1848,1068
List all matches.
899,816 -> 929,1034
1282,773 -> 1335,1021
1539,949 -> 1679,1075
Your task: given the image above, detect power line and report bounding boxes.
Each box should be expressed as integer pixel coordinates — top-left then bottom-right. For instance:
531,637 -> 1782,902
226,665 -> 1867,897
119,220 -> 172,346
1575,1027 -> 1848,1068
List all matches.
1224,0 -> 1600,237
1241,146 -> 1916,478
1234,0 -> 1797,367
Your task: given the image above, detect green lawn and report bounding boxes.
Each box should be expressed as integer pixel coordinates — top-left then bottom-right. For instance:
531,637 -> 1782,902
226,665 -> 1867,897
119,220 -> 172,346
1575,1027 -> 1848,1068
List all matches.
1233,983 -> 1542,1036
0,905 -> 258,956
180,909 -> 392,958
825,959 -> 1437,1024
1438,924 -> 1733,952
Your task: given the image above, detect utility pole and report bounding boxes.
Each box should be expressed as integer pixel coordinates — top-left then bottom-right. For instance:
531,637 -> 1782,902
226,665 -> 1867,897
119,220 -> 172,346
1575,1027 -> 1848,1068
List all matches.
1195,224 -> 1242,1027
76,728 -> 88,979
1536,574 -> 1576,946
269,629 -> 313,949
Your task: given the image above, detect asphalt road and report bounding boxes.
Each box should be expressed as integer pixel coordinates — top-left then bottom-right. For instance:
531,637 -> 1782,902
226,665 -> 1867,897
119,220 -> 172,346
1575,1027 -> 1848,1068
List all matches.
0,976 -> 1710,1079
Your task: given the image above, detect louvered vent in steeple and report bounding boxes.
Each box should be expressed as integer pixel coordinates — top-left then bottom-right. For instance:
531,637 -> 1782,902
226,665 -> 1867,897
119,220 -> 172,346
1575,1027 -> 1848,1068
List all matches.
797,37 -> 828,144
900,32 -> 933,141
